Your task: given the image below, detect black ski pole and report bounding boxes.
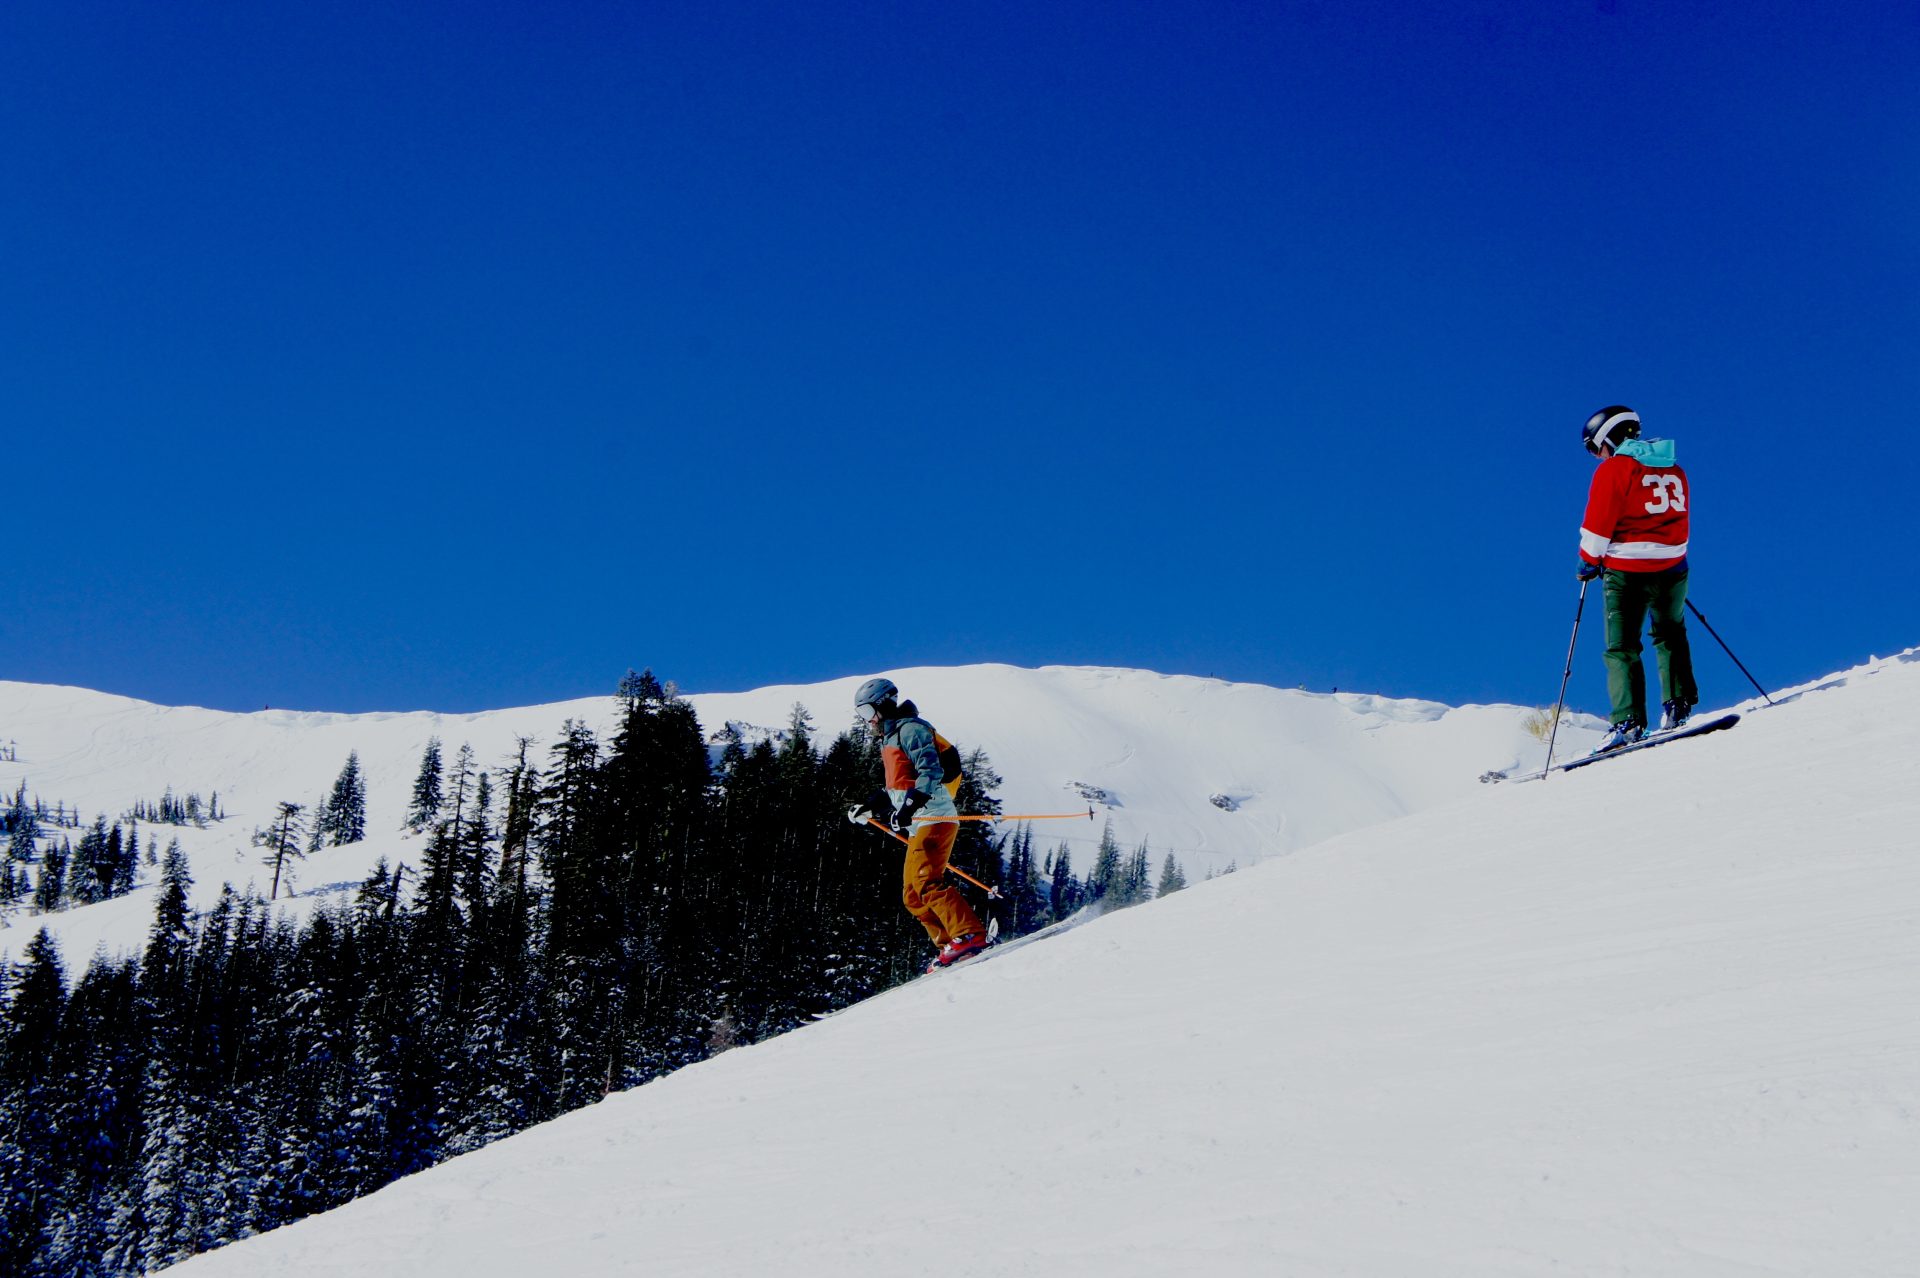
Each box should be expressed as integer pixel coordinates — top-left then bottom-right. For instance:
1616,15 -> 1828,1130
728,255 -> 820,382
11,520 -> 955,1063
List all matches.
1684,597 -> 1774,706
1542,578 -> 1592,776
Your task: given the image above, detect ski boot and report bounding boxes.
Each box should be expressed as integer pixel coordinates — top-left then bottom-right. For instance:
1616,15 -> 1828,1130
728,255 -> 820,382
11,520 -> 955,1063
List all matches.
1594,718 -> 1644,753
926,932 -> 988,973
1659,699 -> 1694,732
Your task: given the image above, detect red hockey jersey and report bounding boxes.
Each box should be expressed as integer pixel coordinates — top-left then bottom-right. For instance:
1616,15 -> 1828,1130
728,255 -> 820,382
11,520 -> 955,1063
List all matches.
1578,450 -> 1689,573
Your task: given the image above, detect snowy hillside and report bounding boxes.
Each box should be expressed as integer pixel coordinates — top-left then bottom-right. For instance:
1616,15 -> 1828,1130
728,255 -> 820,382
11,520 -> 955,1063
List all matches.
0,665 -> 1593,969
156,648 -> 1920,1277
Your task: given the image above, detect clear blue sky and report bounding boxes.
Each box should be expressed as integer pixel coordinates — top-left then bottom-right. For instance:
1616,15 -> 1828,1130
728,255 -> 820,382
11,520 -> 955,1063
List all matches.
5,1 -> 1916,715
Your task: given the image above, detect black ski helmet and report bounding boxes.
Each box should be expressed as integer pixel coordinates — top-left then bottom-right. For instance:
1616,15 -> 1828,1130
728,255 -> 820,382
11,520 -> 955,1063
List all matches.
1582,405 -> 1641,456
853,677 -> 898,719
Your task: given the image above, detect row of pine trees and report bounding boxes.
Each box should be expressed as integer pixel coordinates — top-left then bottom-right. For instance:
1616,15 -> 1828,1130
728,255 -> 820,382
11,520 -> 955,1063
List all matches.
0,673 -> 1190,1275
2,783 -> 235,921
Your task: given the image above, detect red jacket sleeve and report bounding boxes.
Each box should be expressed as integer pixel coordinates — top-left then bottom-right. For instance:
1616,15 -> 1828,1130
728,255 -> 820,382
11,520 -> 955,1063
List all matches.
1578,460 -> 1629,564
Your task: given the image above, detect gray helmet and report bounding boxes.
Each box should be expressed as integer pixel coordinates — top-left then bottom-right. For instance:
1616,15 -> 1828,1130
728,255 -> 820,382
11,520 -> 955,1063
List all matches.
1582,405 -> 1641,456
852,677 -> 898,717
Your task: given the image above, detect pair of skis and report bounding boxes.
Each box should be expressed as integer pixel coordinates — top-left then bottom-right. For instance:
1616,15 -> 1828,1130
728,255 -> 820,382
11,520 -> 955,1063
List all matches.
1484,711 -> 1741,784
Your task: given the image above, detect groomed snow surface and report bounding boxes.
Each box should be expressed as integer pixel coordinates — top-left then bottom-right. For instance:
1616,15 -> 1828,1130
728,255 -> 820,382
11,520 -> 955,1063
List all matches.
152,650 -> 1920,1277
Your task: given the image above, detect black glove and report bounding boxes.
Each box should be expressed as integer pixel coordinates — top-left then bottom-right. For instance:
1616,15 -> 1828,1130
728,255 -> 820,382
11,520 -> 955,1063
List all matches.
850,789 -> 889,822
1576,560 -> 1604,581
891,788 -> 929,833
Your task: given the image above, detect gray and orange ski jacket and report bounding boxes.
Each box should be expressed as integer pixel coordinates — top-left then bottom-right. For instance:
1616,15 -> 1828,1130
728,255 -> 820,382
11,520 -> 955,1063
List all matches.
880,705 -> 961,822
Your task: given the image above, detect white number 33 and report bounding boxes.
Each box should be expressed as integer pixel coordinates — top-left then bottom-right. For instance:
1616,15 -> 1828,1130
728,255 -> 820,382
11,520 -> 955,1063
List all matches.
1641,474 -> 1687,514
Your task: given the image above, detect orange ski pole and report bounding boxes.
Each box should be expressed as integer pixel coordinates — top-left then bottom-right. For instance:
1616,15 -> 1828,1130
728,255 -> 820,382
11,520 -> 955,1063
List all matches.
859,817 -> 1002,899
911,808 -> 1096,824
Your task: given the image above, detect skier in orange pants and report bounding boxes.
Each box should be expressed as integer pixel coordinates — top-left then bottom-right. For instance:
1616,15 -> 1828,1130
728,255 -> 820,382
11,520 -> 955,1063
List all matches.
850,677 -> 986,969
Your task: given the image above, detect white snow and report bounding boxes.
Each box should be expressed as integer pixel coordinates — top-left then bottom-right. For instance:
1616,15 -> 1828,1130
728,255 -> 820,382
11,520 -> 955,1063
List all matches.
126,647 -> 1920,1275
0,664 -> 1593,968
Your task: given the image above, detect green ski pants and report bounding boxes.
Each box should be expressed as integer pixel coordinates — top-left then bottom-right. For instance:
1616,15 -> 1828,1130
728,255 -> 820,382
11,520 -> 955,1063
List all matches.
1601,568 -> 1698,727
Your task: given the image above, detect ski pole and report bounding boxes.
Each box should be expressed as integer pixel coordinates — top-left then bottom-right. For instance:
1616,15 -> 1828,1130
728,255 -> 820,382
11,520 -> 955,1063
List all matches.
1542,578 -> 1591,776
1684,598 -> 1774,706
911,808 -> 1096,824
858,817 -> 1003,899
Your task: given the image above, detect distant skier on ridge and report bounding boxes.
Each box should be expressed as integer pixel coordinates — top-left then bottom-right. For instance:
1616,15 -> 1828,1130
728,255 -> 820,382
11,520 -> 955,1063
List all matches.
1576,405 -> 1699,751
847,677 -> 988,970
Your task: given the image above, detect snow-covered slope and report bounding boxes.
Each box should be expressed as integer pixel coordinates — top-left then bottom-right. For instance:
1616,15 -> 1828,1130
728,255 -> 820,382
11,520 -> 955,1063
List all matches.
0,665 -> 1593,968
159,649 -> 1920,1277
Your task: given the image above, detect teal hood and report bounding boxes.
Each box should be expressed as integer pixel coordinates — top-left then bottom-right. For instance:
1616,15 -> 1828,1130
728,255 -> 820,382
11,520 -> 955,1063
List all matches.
1617,437 -> 1676,465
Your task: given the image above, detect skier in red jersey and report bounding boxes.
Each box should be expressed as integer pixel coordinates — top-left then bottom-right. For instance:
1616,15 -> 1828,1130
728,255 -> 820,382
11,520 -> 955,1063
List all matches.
1577,405 -> 1699,751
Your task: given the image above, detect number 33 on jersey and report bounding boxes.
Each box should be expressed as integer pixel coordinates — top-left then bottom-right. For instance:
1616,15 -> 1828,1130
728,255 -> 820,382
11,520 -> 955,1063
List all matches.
1579,451 -> 1690,573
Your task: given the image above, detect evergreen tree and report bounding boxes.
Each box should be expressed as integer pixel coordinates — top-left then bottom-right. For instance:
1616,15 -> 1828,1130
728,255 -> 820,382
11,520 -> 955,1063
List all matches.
1049,845 -> 1082,919
261,802 -> 306,900
405,738 -> 444,833
32,839 -> 67,914
494,737 -> 539,929
307,793 -> 329,856
41,957 -> 143,1278
1004,824 -> 1051,935
0,929 -> 69,1275
132,829 -> 200,1269
324,751 -> 368,846
67,815 -> 109,905
459,771 -> 494,917
534,719 -> 610,1111
146,841 -> 193,967
1085,819 -> 1123,906
1156,852 -> 1189,897
6,797 -> 36,861
442,745 -> 475,861
1116,841 -> 1153,909
119,819 -> 138,893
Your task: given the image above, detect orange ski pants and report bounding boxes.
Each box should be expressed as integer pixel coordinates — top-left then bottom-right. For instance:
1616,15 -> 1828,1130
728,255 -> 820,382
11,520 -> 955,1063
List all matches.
902,820 -> 981,946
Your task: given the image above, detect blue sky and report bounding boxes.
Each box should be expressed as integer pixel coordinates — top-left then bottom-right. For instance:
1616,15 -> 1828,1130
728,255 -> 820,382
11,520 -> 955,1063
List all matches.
4,1 -> 1916,716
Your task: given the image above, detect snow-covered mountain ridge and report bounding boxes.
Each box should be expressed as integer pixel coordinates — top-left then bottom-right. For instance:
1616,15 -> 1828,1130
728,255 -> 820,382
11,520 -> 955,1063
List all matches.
0,663 -> 1598,969
158,649 -> 1920,1276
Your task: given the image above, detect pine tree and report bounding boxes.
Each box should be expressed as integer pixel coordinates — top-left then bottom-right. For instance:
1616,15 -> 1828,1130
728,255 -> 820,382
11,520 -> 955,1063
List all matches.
1156,852 -> 1189,897
308,793 -> 330,856
459,771 -> 494,927
1116,841 -> 1153,908
146,841 -> 193,966
6,796 -> 36,861
1049,845 -> 1082,919
32,839 -> 67,913
67,815 -> 109,905
324,751 -> 368,846
405,738 -> 444,833
42,957 -> 143,1277
1004,823 -> 1052,936
261,802 -> 306,900
495,737 -> 538,924
0,929 -> 69,1275
1086,819 -> 1123,906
